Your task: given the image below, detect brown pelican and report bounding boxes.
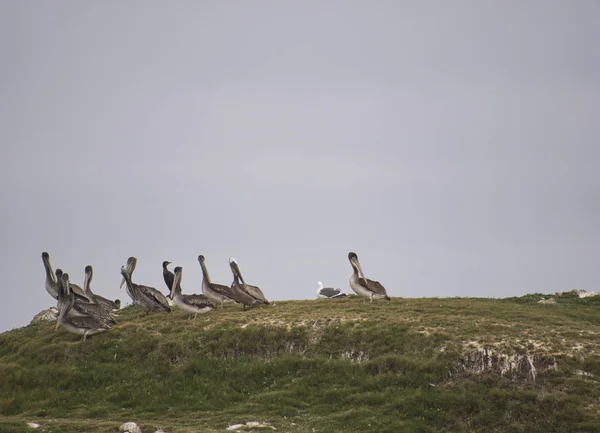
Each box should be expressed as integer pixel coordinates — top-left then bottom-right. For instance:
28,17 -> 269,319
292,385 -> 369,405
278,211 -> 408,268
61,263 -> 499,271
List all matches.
229,258 -> 270,308
119,256 -> 137,289
83,265 -> 120,311
120,265 -> 171,314
55,273 -> 113,341
162,261 -> 174,293
55,269 -> 91,302
57,272 -> 116,325
348,252 -> 390,302
42,252 -> 59,299
169,266 -> 214,318
317,281 -> 347,299
197,255 -> 238,308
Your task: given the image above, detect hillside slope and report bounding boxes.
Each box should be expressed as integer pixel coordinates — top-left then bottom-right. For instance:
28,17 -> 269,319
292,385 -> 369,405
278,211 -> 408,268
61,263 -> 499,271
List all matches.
1,294 -> 600,433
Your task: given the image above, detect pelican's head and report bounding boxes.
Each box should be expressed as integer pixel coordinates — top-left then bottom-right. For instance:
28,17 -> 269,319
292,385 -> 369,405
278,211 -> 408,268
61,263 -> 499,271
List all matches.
42,252 -> 50,260
120,257 -> 137,288
198,255 -> 205,263
120,265 -> 129,278
348,252 -> 365,278
229,257 -> 237,265
85,265 -> 93,274
55,269 -> 63,278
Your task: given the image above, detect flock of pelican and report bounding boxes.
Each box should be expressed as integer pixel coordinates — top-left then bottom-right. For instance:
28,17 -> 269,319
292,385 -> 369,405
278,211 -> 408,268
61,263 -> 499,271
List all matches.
41,251 -> 390,342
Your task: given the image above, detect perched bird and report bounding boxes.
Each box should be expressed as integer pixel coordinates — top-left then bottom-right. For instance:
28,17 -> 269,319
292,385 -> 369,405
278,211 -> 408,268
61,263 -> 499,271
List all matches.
82,265 -> 120,312
119,256 -> 137,289
348,252 -> 390,302
316,281 -> 347,299
198,255 -> 238,307
55,269 -> 91,302
41,252 -> 59,299
162,261 -> 174,293
229,258 -> 270,308
55,273 -> 112,342
120,264 -> 171,314
169,266 -> 214,319
57,272 -> 116,326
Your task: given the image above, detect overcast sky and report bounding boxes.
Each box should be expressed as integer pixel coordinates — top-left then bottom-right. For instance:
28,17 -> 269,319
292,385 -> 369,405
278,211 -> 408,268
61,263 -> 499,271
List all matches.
1,1 -> 599,333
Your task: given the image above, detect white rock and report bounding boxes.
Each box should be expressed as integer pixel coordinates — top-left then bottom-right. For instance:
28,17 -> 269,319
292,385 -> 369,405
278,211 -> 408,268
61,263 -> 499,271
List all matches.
226,424 -> 245,431
26,422 -> 40,428
538,298 -> 556,304
119,422 -> 142,433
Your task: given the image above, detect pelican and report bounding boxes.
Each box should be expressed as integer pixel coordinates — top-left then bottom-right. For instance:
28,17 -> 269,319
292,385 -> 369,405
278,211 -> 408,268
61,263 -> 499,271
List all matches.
348,252 -> 390,302
120,265 -> 171,314
57,272 -> 116,325
317,281 -> 347,299
119,256 -> 137,289
162,261 -> 174,293
42,252 -> 59,299
55,269 -> 90,302
55,273 -> 112,342
229,258 -> 270,308
82,265 -> 120,311
197,255 -> 238,308
169,266 -> 214,318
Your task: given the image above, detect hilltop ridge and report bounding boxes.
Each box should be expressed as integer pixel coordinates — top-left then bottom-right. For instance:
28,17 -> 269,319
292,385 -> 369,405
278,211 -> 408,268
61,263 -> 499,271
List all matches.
1,294 -> 599,433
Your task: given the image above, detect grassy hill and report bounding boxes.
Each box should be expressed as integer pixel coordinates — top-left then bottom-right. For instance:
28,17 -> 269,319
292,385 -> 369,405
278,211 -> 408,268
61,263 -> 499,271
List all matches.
1,293 -> 600,433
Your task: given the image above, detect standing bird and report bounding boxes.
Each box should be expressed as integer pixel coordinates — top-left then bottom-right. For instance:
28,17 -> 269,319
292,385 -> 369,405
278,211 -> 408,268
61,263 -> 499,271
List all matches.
162,261 -> 175,293
169,266 -> 214,319
316,281 -> 347,299
120,265 -> 171,314
348,252 -> 390,302
57,272 -> 116,325
229,258 -> 270,307
120,256 -> 137,289
197,255 -> 238,308
55,273 -> 112,342
55,269 -> 90,302
82,265 -> 120,311
42,252 -> 59,299
121,266 -> 171,314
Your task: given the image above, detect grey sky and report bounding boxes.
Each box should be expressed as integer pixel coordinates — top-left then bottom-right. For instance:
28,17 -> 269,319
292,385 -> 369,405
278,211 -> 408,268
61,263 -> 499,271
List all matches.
1,1 -> 599,333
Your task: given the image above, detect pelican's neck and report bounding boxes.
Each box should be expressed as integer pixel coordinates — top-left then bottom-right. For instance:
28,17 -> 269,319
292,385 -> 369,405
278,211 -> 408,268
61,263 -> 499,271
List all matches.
235,265 -> 246,285
173,274 -> 182,297
231,268 -> 240,285
83,271 -> 93,296
200,262 -> 211,284
43,257 -> 56,284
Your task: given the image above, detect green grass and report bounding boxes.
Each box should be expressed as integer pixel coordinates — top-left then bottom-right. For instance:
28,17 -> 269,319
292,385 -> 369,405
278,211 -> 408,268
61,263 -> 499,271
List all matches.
1,295 -> 599,432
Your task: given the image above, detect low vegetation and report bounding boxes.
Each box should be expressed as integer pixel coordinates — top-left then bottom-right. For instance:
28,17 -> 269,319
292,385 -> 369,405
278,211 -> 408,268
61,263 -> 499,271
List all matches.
1,293 -> 599,432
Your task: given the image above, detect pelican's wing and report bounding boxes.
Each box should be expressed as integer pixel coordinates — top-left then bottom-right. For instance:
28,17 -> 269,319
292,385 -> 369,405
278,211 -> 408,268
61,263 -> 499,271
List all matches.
364,278 -> 388,296
182,294 -> 214,310
211,282 -> 240,301
138,285 -> 171,311
68,315 -> 111,330
244,284 -> 269,303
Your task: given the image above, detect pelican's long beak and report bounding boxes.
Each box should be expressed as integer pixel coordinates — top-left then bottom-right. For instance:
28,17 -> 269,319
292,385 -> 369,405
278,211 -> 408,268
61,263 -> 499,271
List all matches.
170,270 -> 182,300
232,262 -> 244,285
351,257 -> 367,281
